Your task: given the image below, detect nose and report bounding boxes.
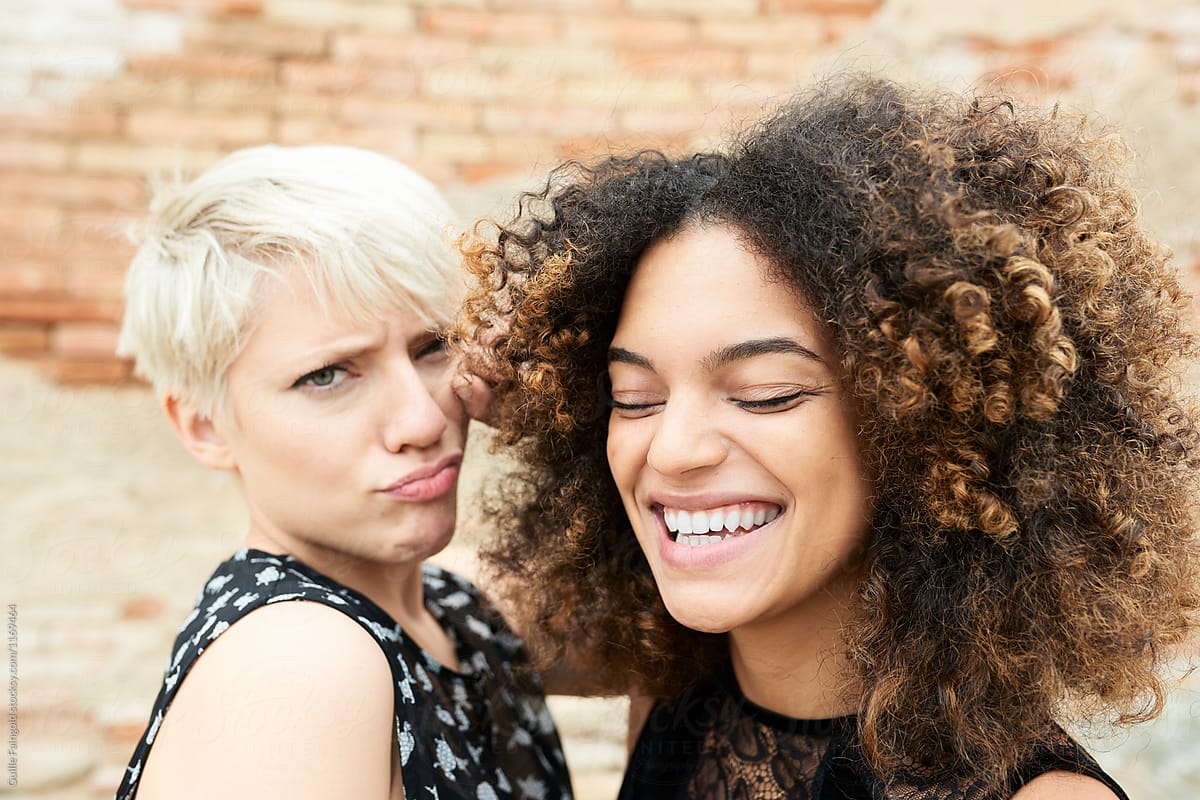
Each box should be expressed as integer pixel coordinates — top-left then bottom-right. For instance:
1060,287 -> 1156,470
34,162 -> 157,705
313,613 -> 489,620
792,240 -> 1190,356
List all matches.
644,397 -> 727,477
380,360 -> 450,453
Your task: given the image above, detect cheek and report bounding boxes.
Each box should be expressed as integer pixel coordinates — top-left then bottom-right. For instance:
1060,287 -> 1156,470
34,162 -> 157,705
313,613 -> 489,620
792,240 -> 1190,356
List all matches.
606,421 -> 636,490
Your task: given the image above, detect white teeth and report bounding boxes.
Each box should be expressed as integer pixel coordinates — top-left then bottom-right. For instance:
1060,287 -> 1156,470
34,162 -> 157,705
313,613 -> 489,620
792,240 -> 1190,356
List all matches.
662,502 -> 783,541
679,533 -> 730,547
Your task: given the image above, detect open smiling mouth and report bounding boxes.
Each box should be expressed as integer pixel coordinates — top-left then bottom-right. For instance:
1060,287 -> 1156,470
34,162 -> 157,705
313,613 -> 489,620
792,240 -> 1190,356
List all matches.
659,502 -> 781,547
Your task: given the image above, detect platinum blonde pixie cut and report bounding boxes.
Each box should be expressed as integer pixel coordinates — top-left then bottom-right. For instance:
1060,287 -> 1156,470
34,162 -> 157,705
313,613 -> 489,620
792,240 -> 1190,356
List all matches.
118,144 -> 461,418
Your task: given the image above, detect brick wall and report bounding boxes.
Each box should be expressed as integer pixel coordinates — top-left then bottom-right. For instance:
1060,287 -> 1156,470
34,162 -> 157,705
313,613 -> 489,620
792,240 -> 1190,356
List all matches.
1,1 -> 1198,386
0,0 -> 875,384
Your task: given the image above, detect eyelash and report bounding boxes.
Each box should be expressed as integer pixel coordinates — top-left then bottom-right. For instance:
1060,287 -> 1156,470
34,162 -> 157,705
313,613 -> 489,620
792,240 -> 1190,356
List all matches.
734,390 -> 814,410
292,363 -> 349,391
291,334 -> 447,392
417,336 -> 448,360
608,390 -> 815,415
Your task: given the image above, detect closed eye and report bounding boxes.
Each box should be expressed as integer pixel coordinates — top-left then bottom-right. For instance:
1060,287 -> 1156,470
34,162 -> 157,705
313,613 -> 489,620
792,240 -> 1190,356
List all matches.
733,390 -> 817,412
608,397 -> 664,419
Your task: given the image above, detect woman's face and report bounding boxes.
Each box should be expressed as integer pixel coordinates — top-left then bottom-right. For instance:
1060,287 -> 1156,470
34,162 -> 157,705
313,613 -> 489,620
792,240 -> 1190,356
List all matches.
606,224 -> 873,636
213,265 -> 467,572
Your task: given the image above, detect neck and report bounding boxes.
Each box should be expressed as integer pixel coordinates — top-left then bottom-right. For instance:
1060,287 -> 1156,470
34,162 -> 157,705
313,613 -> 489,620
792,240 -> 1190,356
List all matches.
243,524 -> 439,633
728,577 -> 862,720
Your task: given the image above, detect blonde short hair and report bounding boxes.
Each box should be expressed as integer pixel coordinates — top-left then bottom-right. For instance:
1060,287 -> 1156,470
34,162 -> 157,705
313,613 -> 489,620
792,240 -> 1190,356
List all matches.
118,144 -> 461,417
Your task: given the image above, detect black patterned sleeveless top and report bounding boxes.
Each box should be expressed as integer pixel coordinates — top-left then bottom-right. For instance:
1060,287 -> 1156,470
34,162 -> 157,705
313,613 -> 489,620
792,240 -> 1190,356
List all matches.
620,673 -> 1128,800
117,548 -> 573,800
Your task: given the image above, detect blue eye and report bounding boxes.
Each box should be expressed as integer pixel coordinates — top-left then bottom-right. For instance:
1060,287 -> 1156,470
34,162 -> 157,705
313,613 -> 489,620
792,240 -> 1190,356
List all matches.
293,364 -> 348,390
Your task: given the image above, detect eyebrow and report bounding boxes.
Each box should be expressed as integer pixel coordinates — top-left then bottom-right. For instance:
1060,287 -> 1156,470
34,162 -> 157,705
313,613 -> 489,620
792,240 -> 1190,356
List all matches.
607,337 -> 823,373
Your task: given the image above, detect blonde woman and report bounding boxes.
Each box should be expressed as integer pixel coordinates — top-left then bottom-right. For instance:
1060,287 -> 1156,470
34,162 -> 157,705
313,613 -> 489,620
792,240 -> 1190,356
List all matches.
116,145 -> 571,800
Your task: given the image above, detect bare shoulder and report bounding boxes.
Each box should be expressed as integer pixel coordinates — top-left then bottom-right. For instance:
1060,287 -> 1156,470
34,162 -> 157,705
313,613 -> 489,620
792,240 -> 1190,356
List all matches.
1011,770 -> 1122,800
136,601 -> 395,800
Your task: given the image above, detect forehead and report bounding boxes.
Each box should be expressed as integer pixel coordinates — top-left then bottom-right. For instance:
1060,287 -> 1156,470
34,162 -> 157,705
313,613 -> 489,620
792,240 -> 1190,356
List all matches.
613,225 -> 832,362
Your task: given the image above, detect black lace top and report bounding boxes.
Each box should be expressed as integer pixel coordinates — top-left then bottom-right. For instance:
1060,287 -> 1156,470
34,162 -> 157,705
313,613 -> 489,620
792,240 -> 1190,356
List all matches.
619,673 -> 1127,800
117,548 -> 573,800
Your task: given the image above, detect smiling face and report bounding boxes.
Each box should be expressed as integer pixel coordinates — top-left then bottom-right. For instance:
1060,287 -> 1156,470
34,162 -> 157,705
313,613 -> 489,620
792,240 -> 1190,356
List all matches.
207,264 -> 468,575
606,224 -> 874,640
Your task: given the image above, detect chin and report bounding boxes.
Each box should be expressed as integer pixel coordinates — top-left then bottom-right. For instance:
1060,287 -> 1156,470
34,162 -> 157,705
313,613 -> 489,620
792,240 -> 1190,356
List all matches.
662,598 -> 739,634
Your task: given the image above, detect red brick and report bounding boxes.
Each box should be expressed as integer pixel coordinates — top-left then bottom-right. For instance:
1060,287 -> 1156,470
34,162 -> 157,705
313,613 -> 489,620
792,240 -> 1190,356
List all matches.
563,16 -> 694,49
0,110 -> 121,138
125,53 -> 275,82
422,66 -> 536,101
417,131 -> 492,163
0,298 -> 122,323
0,204 -> 64,241
459,162 -> 527,183
79,75 -> 190,110
65,266 -> 133,300
0,173 -> 145,210
280,59 -> 371,93
823,9 -> 881,41
190,76 -> 281,110
41,356 -> 135,385
271,1 -> 414,31
0,265 -> 68,295
490,134 -> 556,165
490,0 -> 621,8
52,322 -> 123,359
332,33 -> 473,66
0,138 -> 71,171
560,75 -> 695,110
619,108 -> 714,135
127,110 -> 271,147
274,117 -> 347,145
556,132 -> 688,163
0,323 -> 50,356
696,17 -> 824,48
475,44 -> 612,76
421,9 -> 560,40
764,0 -> 881,9
64,209 -> 142,242
628,0 -> 757,13
338,95 -> 471,129
121,0 -> 263,13
482,105 -> 616,137
186,20 -> 328,58
275,91 -> 338,116
364,67 -> 419,96
618,48 -> 741,78
744,49 -> 819,80
121,596 -> 166,620
339,129 -> 419,161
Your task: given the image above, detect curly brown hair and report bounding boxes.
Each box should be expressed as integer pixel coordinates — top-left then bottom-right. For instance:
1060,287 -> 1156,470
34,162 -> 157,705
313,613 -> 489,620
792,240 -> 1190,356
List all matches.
456,76 -> 1200,791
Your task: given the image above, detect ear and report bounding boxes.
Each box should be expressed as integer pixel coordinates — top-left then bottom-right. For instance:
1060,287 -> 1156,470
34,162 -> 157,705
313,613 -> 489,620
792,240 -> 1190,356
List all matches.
163,394 -> 236,471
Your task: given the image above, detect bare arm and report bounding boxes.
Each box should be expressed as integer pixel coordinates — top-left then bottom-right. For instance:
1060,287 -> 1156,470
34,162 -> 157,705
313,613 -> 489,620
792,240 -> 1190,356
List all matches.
1010,771 -> 1120,800
135,601 -> 396,800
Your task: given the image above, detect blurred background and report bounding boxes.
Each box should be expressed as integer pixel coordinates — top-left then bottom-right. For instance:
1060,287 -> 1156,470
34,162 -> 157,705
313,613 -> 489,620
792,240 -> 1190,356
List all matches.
2,0 -> 1199,797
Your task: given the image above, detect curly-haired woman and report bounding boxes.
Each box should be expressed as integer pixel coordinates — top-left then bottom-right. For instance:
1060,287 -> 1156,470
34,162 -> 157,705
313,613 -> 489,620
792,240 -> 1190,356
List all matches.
456,77 -> 1200,799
